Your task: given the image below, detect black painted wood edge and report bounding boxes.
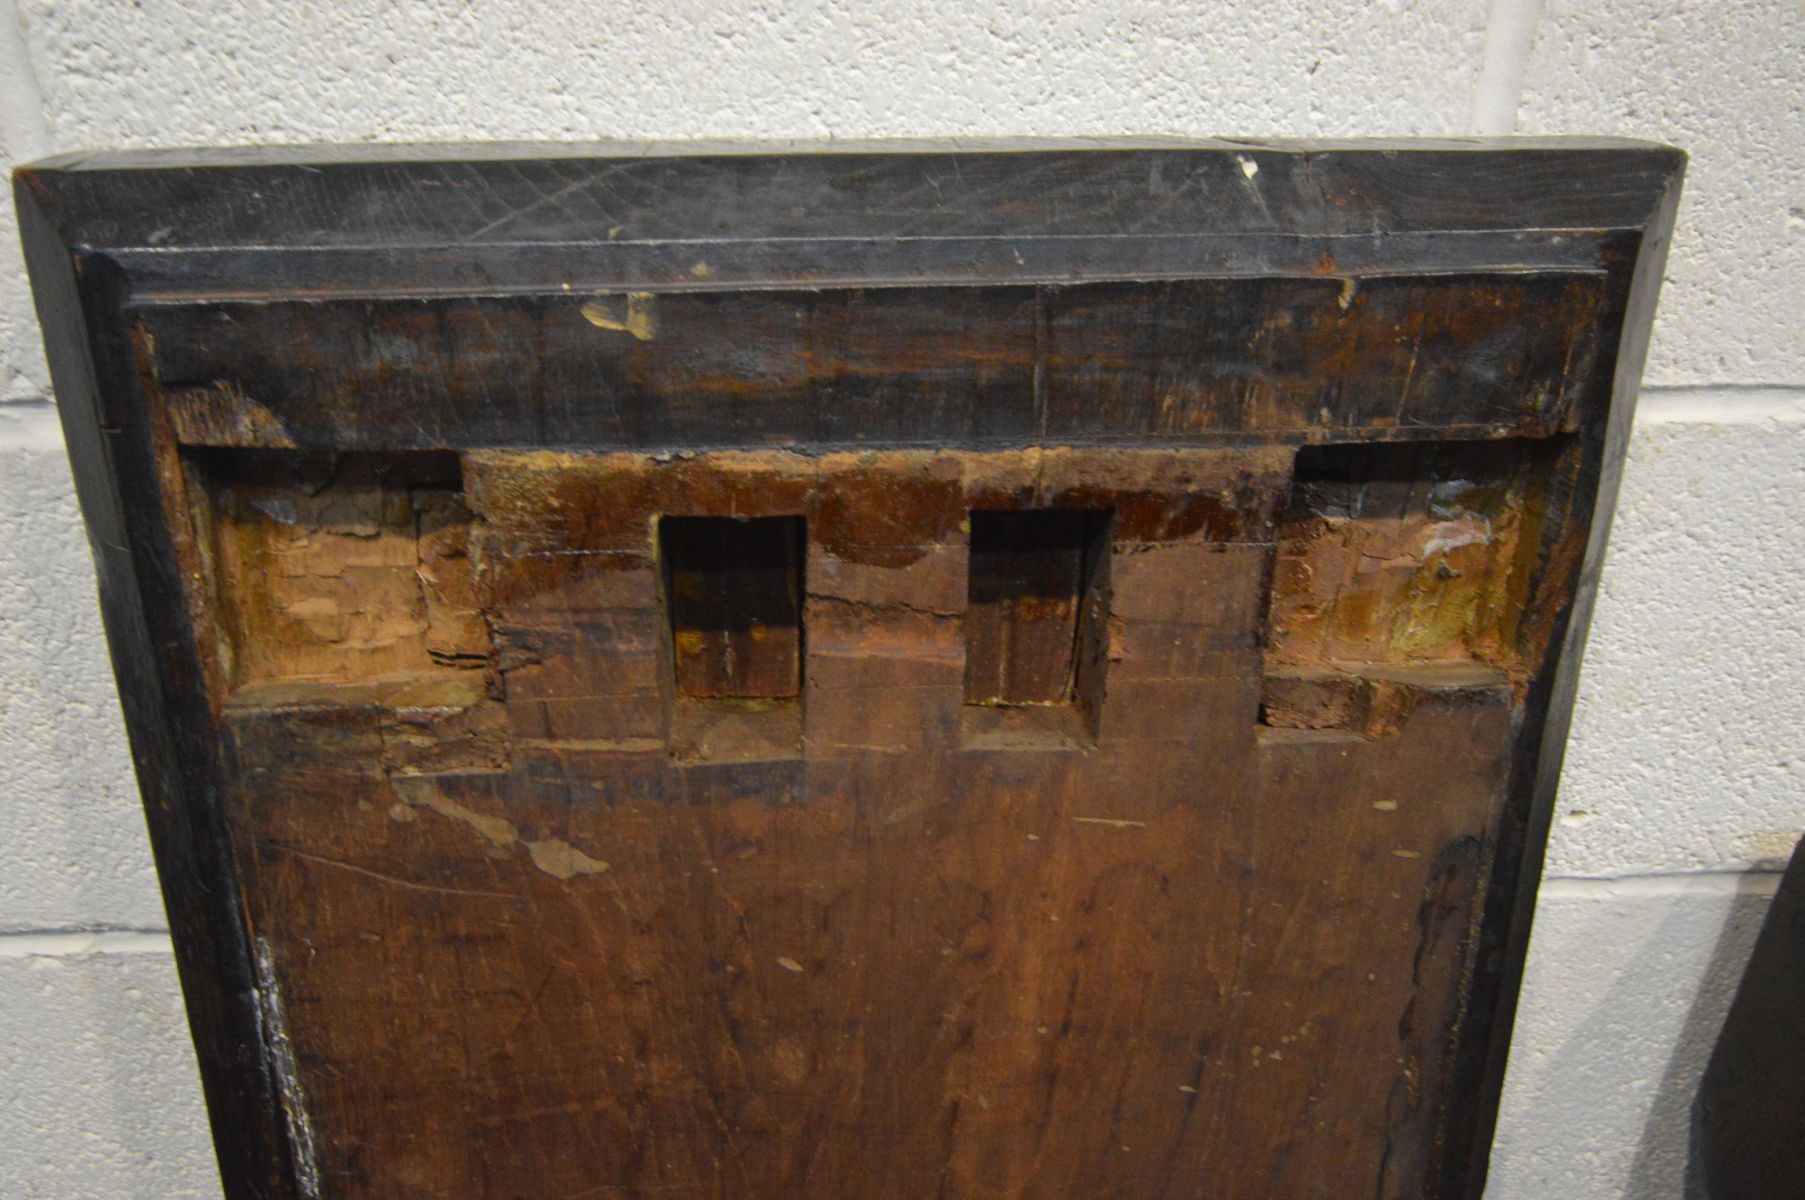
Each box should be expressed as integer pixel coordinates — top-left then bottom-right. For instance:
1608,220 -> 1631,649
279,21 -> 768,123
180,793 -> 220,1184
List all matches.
1439,161 -> 1686,1199
17,140 -> 1684,302
14,175 -> 302,1200
20,134 -> 1673,170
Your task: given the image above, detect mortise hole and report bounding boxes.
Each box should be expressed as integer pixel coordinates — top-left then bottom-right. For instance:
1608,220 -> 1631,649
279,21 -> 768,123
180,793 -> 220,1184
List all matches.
1266,437 -> 1562,675
963,508 -> 1112,719
659,515 -> 806,700
183,448 -> 485,697
1257,437 -> 1566,736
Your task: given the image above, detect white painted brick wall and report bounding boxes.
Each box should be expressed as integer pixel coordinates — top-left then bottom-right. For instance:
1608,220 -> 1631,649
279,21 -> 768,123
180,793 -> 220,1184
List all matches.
0,936 -> 218,1199
1,2 -> 1798,1195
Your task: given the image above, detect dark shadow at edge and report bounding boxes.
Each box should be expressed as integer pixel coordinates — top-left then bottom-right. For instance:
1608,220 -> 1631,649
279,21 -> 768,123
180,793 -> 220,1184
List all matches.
1678,833 -> 1805,1200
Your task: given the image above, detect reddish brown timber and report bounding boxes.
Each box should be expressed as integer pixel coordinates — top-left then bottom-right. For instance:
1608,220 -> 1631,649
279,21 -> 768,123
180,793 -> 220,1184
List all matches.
14,139 -> 1684,1200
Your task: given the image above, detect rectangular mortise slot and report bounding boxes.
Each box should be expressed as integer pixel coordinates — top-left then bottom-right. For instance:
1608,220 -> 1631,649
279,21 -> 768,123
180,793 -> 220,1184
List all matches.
183,448 -> 488,698
660,515 -> 806,699
1258,436 -> 1568,735
963,508 -> 1112,715
1266,438 -> 1565,676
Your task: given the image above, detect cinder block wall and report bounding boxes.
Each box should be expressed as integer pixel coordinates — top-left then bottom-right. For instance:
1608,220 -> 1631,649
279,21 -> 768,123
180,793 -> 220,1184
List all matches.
1,2 -> 1798,1195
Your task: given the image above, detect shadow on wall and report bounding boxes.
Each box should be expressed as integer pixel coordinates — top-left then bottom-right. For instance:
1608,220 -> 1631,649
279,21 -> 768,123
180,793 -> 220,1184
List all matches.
1613,870 -> 1773,1199
1495,866 -> 1774,1199
1692,833 -> 1805,1199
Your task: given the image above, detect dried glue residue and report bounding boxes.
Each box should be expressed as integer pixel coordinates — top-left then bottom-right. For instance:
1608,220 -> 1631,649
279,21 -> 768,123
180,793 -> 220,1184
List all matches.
580,292 -> 657,341
391,775 -> 610,880
525,839 -> 610,879
394,776 -> 517,848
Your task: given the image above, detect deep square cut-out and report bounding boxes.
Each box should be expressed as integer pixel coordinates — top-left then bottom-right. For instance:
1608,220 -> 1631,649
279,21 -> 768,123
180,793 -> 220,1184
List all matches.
962,508 -> 1112,736
183,448 -> 483,699
659,514 -> 806,700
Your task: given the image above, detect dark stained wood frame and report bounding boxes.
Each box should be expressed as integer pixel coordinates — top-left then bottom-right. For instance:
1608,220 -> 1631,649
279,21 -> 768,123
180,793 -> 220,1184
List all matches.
13,138 -> 1683,1200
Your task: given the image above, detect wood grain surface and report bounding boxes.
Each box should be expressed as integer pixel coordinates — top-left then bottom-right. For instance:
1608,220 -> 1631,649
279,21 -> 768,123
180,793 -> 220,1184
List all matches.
13,141 -> 1685,1200
191,444 -> 1556,1198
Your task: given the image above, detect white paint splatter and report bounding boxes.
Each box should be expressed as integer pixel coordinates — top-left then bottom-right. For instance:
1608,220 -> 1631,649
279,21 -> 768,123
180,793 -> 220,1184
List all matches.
1421,514 -> 1493,559
251,496 -> 297,524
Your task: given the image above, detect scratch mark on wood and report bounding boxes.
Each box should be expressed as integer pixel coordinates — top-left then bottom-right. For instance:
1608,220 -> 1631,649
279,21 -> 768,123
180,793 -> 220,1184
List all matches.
270,845 -> 521,902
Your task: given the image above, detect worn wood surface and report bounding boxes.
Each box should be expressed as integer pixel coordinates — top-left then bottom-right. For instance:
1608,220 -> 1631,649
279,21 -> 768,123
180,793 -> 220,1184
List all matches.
13,140 -> 1685,1200
201,444 -> 1537,1200
143,275 -> 1603,452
